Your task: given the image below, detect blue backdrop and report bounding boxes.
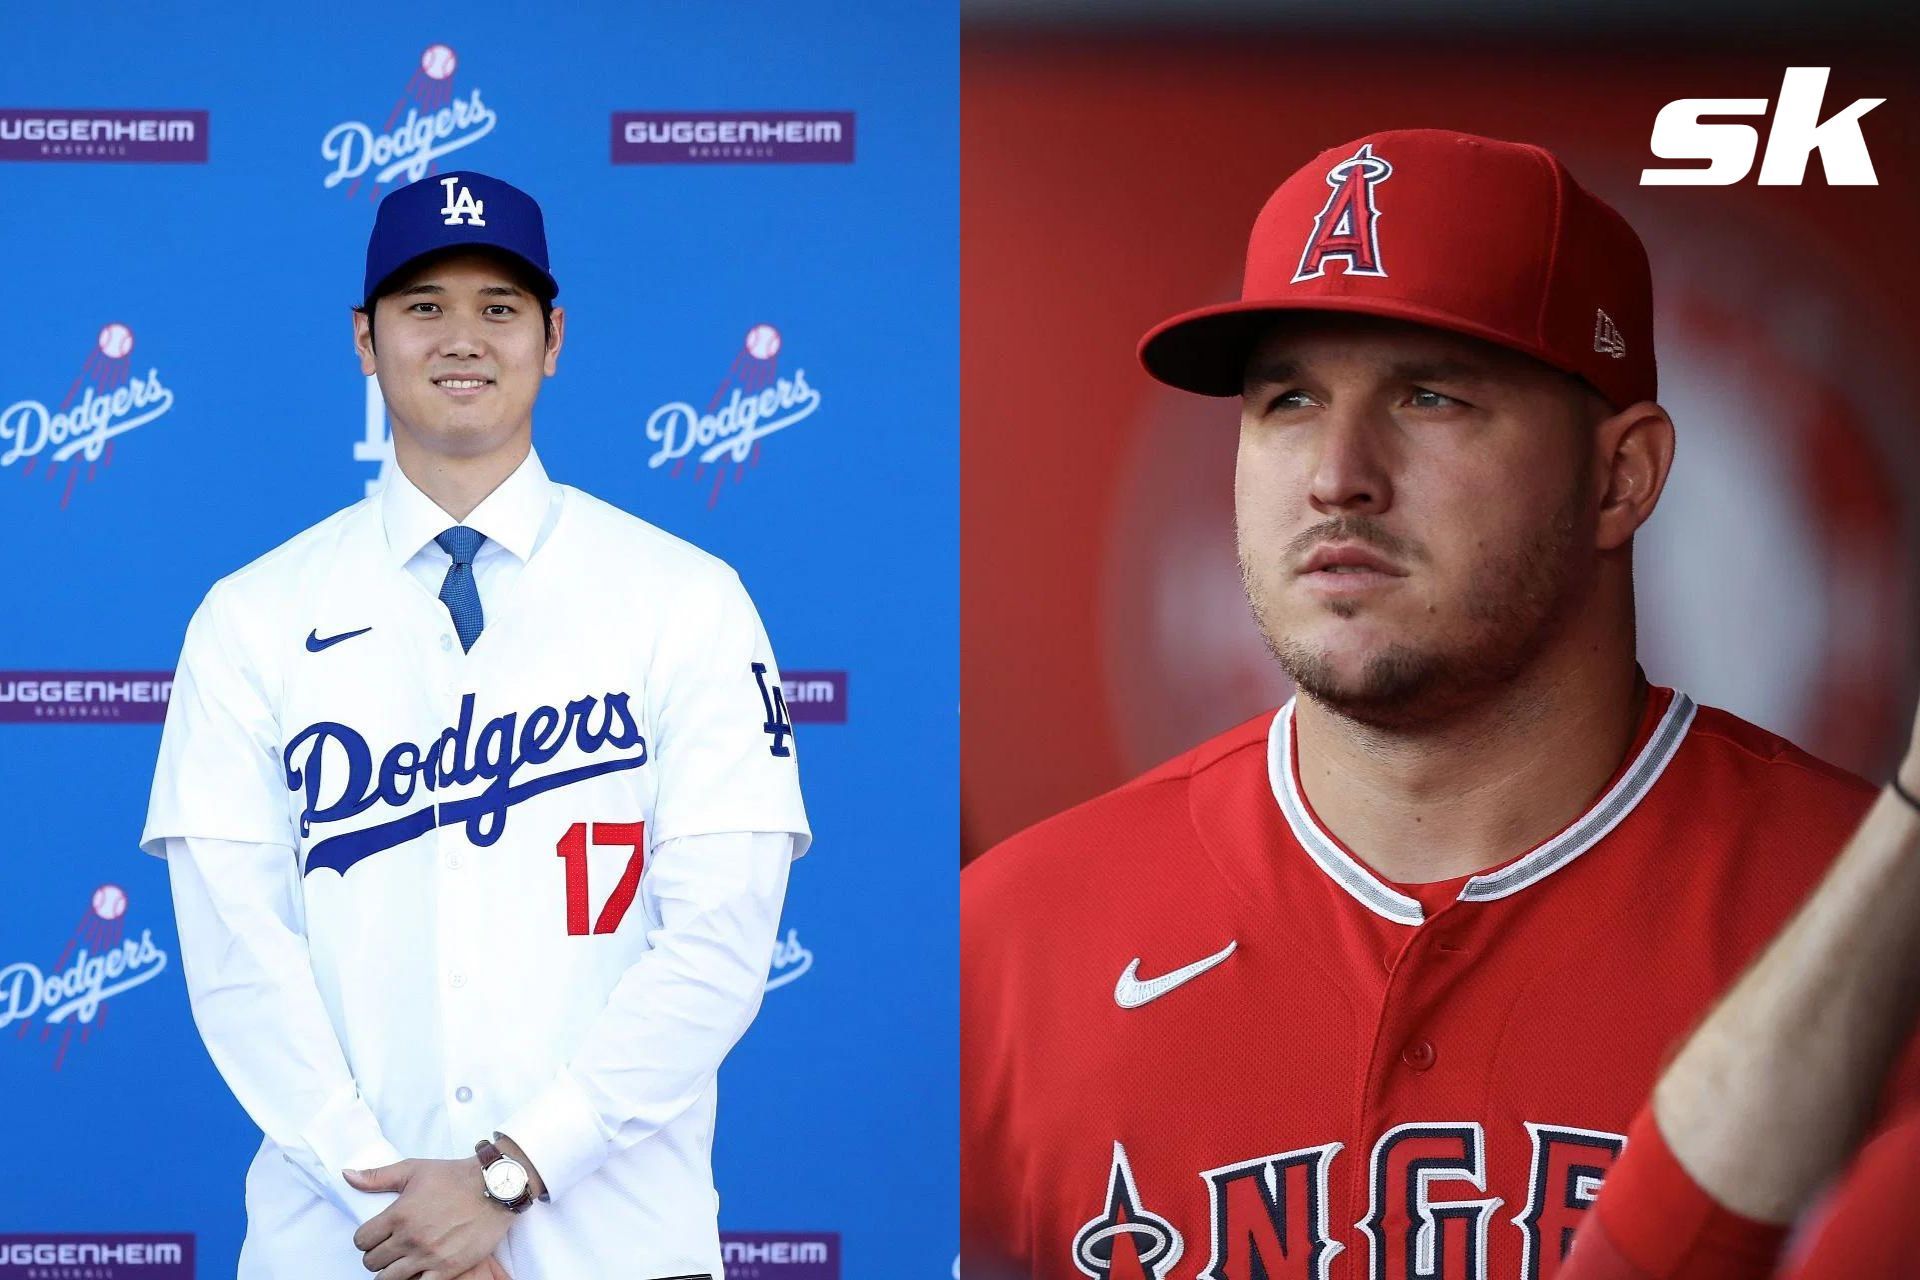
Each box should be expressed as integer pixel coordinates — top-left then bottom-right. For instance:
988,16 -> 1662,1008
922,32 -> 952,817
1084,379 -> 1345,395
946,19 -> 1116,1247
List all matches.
0,5 -> 955,1279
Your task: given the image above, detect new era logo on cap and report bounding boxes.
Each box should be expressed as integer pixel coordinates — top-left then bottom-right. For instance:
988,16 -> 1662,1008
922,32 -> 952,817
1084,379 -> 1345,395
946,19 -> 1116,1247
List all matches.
364,169 -> 555,303
1138,129 -> 1657,410
1594,309 -> 1626,359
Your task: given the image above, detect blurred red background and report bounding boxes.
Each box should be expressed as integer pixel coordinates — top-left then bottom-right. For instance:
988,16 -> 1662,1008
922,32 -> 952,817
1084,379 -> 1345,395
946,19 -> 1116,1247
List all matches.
962,26 -> 1920,860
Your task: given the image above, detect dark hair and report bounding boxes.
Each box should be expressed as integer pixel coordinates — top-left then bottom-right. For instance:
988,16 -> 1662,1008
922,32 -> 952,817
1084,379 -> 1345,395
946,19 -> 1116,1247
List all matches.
355,247 -> 555,353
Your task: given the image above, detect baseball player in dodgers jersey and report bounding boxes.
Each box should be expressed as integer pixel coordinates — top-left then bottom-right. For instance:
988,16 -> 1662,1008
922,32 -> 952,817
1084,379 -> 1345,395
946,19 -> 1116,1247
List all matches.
959,131 -> 1920,1280
141,171 -> 809,1280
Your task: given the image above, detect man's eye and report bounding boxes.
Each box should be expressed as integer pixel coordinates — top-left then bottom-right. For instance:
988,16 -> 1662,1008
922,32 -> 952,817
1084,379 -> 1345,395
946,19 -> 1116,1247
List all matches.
408,302 -> 439,315
486,305 -> 515,317
1267,389 -> 1312,412
1409,388 -> 1461,408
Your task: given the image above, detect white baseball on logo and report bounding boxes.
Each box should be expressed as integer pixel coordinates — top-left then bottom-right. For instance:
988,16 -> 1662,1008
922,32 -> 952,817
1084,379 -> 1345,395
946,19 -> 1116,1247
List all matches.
92,883 -> 128,921
421,44 -> 457,81
744,324 -> 782,360
98,323 -> 134,359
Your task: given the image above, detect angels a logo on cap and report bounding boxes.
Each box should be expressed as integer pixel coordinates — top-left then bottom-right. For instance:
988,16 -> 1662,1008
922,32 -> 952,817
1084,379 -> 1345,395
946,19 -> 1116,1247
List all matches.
1292,142 -> 1394,284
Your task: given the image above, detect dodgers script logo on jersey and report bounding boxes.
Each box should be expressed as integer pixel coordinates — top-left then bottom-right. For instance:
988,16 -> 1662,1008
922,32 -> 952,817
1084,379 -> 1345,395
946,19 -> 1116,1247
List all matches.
321,43 -> 497,200
0,885 -> 171,1072
1,323 -> 174,509
285,690 -> 647,876
1069,1124 -> 1624,1280
645,324 -> 822,508
1293,142 -> 1394,284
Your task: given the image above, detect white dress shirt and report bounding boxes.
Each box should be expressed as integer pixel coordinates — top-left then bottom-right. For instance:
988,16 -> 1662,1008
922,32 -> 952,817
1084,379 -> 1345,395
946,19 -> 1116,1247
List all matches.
143,446 -> 809,1278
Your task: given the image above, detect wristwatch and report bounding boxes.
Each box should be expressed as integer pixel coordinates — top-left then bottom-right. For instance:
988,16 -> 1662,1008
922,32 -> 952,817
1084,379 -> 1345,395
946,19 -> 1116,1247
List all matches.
474,1137 -> 535,1213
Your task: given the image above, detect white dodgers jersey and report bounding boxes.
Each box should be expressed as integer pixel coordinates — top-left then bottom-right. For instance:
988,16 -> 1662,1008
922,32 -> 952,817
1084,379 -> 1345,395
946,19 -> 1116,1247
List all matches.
142,463 -> 809,1279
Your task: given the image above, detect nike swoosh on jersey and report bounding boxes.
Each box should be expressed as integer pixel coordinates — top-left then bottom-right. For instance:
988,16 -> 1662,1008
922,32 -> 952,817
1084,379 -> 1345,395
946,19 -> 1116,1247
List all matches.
305,626 -> 373,652
1114,939 -> 1239,1009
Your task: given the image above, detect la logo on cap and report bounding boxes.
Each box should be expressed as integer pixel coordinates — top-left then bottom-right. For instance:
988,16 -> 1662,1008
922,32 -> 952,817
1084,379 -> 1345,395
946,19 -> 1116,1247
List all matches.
1293,142 -> 1394,284
440,175 -> 486,227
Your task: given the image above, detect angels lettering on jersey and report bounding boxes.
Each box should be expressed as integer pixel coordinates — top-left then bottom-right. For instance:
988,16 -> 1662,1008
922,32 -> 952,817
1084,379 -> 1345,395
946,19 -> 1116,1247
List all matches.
1070,1125 -> 1622,1280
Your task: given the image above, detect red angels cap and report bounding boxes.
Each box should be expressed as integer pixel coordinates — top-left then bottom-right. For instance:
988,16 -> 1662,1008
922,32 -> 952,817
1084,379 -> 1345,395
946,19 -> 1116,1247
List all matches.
1138,129 -> 1656,408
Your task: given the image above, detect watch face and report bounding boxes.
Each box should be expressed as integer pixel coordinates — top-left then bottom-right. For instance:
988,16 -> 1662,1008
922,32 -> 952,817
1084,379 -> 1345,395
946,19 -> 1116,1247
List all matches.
484,1158 -> 528,1201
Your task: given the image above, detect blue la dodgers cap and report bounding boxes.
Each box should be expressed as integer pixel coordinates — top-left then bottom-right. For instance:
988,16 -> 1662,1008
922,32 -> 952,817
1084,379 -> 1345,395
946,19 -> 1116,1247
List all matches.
363,170 -> 558,305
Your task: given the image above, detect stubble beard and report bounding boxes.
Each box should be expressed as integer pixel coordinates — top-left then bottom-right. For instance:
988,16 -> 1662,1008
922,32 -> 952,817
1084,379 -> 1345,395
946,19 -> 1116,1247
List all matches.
1243,484 -> 1589,730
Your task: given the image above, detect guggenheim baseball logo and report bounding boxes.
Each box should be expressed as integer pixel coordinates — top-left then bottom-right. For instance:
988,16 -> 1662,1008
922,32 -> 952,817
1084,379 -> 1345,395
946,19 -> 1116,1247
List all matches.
322,43 -> 497,199
0,108 -> 206,163
0,672 -> 174,723
646,325 -> 821,507
3,325 -> 175,507
719,1233 -> 839,1280
1644,67 -> 1883,185
2,886 -> 170,1072
0,1234 -> 194,1280
612,111 -> 853,164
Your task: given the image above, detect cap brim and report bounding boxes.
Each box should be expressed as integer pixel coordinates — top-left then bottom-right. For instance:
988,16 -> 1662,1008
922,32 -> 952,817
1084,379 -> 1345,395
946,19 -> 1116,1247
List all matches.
365,243 -> 558,308
1138,296 -> 1587,398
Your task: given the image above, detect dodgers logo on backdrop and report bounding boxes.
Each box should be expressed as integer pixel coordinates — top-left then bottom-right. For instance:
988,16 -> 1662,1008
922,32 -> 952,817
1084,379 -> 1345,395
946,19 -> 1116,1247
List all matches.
321,44 -> 497,200
766,926 -> 813,991
1,323 -> 175,508
0,885 -> 171,1072
644,325 -> 822,508
1293,142 -> 1394,284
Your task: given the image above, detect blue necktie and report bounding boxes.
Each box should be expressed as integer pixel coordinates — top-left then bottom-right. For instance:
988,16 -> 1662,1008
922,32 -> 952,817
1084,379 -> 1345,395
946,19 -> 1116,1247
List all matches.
435,526 -> 486,653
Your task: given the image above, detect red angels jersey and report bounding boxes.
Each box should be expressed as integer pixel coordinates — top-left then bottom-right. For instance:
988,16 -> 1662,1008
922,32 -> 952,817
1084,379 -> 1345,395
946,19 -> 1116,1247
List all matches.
962,684 -> 1882,1280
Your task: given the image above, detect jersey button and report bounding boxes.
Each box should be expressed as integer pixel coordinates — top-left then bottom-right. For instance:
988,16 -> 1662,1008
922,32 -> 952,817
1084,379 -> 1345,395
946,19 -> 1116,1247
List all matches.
449,972 -> 466,989
446,853 -> 463,870
1402,1039 -> 1437,1071
440,635 -> 454,652
455,1086 -> 473,1104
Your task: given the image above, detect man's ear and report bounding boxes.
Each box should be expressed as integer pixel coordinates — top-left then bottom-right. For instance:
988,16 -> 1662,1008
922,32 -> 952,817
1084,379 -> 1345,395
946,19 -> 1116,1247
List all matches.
353,306 -> 377,376
1592,400 -> 1676,553
543,305 -> 566,376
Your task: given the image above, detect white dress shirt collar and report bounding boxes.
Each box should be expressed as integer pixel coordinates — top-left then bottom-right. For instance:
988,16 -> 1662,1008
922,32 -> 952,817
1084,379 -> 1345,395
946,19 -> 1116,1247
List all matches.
380,445 -> 553,568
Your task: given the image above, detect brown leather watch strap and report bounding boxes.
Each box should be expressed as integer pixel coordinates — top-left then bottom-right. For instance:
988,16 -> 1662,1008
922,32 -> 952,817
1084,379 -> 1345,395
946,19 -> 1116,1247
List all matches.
474,1138 -> 505,1166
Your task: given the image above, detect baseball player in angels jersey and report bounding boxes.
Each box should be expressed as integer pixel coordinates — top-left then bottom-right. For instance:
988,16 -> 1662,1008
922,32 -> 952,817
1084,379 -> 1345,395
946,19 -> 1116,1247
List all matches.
142,170 -> 809,1280
959,130 -> 1920,1280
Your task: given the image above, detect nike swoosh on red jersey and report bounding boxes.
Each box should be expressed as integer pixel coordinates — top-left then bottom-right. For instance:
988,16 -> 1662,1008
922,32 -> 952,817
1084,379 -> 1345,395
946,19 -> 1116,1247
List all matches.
1114,940 -> 1238,1009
